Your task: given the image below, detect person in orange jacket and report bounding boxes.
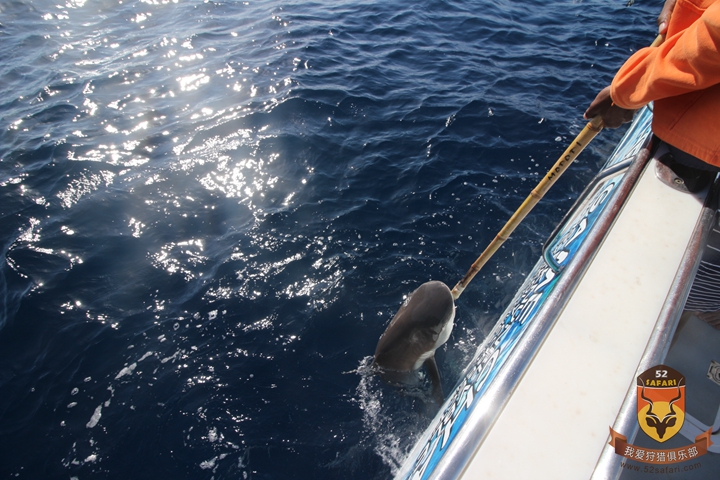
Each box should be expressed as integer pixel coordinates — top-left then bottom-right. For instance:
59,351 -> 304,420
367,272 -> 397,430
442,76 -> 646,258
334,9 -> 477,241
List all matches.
587,0 -> 720,324
585,0 -> 720,191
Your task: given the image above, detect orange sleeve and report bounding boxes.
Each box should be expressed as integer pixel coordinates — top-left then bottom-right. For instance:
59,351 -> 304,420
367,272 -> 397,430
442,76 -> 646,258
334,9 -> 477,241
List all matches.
610,1 -> 720,109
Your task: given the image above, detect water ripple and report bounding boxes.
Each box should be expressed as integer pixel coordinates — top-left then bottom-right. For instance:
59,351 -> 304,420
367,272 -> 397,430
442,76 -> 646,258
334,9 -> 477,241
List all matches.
0,0 -> 658,478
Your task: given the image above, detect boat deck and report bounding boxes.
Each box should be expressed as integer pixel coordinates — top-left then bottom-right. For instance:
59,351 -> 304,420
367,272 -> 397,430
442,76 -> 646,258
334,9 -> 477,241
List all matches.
460,155 -> 709,479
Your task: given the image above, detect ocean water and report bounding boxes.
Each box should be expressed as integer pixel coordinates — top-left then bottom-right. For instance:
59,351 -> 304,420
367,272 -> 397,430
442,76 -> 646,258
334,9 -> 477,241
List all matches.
0,0 -> 657,478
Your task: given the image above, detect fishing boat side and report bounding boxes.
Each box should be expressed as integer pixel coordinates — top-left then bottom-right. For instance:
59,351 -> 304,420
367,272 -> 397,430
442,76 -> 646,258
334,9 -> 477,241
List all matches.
395,107 -> 714,479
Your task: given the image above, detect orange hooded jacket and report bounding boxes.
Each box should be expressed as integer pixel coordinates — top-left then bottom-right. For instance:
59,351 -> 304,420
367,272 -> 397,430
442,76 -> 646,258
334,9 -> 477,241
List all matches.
610,0 -> 720,166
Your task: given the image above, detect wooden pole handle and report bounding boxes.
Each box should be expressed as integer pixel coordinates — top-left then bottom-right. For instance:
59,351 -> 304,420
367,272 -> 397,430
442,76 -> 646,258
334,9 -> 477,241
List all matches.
450,115 -> 604,300
449,34 -> 663,301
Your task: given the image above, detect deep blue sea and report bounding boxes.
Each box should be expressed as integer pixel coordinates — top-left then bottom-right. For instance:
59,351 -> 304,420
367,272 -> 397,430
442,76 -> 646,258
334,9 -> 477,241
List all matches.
0,0 -> 657,478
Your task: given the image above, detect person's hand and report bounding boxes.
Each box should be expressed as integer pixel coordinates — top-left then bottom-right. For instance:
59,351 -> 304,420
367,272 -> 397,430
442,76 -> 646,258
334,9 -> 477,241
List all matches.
658,0 -> 677,35
584,86 -> 636,129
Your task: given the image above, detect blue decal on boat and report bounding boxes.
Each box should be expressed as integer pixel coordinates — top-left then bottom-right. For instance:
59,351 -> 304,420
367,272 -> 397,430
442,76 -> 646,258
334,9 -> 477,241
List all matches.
547,174 -> 623,271
406,264 -> 558,480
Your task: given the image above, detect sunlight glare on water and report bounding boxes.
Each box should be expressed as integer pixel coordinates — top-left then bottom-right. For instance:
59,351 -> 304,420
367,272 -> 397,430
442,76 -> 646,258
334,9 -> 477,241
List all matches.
0,0 -> 657,478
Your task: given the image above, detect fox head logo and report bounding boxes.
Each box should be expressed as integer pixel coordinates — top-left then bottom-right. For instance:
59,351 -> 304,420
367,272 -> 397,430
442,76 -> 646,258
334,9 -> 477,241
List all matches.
637,365 -> 685,443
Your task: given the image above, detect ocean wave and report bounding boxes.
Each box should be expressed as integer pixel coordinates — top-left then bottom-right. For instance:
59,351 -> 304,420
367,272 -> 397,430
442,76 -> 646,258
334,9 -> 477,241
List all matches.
0,0 -> 658,478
